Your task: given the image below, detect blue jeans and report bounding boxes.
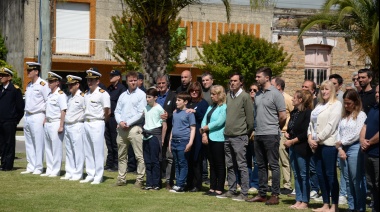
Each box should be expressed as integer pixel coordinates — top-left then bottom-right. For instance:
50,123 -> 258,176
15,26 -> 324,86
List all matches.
171,139 -> 189,188
338,154 -> 347,197
314,145 -> 339,204
247,141 -> 259,189
143,136 -> 161,187
290,147 -> 310,203
309,155 -> 320,192
339,142 -> 366,211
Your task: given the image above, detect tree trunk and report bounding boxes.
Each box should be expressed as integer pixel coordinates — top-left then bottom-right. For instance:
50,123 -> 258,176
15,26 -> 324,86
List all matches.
142,22 -> 170,85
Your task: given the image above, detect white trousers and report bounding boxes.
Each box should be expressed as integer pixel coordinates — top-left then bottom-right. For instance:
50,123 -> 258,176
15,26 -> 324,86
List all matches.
24,113 -> 45,172
83,121 -> 104,182
63,122 -> 84,179
44,121 -> 63,176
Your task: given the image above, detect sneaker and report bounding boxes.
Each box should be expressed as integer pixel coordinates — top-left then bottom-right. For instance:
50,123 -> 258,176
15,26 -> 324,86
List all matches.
20,170 -> 33,174
338,196 -> 347,205
40,173 -> 50,177
216,191 -> 236,199
232,194 -> 248,202
143,186 -> 153,190
152,187 -> 160,191
60,176 -> 71,180
310,190 -> 319,199
248,187 -> 258,194
134,181 -> 142,188
79,177 -> 94,184
314,196 -> 323,202
169,186 -> 184,193
32,170 -> 42,175
237,184 -> 241,192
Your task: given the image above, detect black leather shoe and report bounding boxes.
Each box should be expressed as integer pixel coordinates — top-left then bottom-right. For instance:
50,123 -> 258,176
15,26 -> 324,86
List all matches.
189,187 -> 200,192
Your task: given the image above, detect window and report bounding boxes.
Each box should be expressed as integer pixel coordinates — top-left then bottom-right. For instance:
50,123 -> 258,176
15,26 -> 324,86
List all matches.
55,2 -> 90,54
304,45 -> 331,85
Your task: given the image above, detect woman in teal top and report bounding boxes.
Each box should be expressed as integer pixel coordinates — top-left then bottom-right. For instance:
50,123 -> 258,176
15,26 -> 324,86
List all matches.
200,85 -> 227,195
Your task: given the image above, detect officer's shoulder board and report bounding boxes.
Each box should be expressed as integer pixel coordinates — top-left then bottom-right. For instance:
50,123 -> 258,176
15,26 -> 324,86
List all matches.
85,90 -> 88,93
99,88 -> 105,93
14,84 -> 20,89
58,90 -> 64,94
80,92 -> 85,97
40,81 -> 46,86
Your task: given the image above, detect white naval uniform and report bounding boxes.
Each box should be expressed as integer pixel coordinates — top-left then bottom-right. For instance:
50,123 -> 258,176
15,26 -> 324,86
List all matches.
63,90 -> 85,180
83,87 -> 110,183
43,88 -> 67,176
24,77 -> 50,174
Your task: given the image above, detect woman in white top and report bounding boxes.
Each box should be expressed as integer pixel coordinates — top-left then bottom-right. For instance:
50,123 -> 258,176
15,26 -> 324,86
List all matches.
307,80 -> 342,212
336,90 -> 367,211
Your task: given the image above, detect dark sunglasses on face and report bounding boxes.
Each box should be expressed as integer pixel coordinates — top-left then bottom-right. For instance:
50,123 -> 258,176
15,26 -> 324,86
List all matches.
190,90 -> 200,93
249,89 -> 257,92
352,78 -> 358,81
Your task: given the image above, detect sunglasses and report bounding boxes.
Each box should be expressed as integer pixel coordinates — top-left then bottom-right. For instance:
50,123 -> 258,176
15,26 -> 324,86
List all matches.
249,89 -> 257,92
190,90 -> 200,93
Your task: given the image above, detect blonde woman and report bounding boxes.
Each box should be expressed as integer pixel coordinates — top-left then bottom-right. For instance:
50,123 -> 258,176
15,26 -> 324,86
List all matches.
308,80 -> 342,212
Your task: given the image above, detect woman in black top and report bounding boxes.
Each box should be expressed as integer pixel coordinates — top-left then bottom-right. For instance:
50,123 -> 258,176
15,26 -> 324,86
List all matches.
284,90 -> 314,209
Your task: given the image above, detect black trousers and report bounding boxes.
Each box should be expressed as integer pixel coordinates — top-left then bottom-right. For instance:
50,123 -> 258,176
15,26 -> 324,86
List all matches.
365,154 -> 379,212
186,147 -> 203,190
208,140 -> 226,192
104,116 -> 118,168
0,121 -> 17,170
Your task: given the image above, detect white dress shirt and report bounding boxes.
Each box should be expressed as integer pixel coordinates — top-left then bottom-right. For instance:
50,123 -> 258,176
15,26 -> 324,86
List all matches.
45,88 -> 67,121
65,90 -> 85,123
84,86 -> 110,120
25,77 -> 50,114
337,111 -> 367,146
115,88 -> 146,126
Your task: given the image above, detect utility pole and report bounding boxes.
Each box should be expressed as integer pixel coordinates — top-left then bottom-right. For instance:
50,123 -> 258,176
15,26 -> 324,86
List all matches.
39,0 -> 51,79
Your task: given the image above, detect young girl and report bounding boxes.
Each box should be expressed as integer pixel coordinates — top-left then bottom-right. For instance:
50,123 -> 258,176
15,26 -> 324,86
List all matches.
142,88 -> 167,190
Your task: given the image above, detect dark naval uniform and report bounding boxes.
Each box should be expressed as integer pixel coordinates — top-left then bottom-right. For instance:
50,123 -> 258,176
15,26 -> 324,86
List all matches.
0,82 -> 25,170
105,81 -> 126,170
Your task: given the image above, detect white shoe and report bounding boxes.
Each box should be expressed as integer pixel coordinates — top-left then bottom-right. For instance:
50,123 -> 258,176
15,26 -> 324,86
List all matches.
310,190 -> 319,199
248,187 -> 258,194
60,176 -> 71,180
48,175 -> 59,178
70,176 -> 83,181
21,171 -> 33,174
79,178 -> 94,183
314,196 -> 323,202
32,170 -> 42,175
338,196 -> 347,205
91,180 -> 102,185
40,173 -> 50,177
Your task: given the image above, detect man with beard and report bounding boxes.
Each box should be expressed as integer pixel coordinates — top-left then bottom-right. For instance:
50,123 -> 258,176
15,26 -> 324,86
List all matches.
358,69 -> 376,114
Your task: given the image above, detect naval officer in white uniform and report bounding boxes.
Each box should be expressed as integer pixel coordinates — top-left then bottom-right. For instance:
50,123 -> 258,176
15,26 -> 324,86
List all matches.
41,72 -> 67,177
61,75 -> 85,181
80,69 -> 110,184
22,62 -> 50,175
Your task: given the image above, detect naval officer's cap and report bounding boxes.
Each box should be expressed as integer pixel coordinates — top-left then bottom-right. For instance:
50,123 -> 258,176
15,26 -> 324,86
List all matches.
86,68 -> 102,79
26,62 -> 41,71
66,75 -> 82,84
46,71 -> 62,81
0,67 -> 13,76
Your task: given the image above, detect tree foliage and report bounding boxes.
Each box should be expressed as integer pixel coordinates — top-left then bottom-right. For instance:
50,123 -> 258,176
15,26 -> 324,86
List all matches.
0,34 -> 7,61
0,34 -> 22,90
298,0 -> 379,77
108,10 -> 186,74
197,31 -> 291,88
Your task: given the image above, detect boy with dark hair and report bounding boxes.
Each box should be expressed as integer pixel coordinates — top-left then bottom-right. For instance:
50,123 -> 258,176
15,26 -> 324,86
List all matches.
142,88 -> 167,190
169,92 -> 196,193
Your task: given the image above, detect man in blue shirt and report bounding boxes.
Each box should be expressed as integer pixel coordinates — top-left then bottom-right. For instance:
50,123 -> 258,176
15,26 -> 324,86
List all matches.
360,84 -> 379,212
114,71 -> 147,188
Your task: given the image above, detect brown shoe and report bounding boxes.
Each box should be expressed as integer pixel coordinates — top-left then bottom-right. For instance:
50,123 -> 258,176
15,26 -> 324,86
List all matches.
166,184 -> 172,190
265,194 -> 280,205
246,195 -> 267,203
134,181 -> 142,188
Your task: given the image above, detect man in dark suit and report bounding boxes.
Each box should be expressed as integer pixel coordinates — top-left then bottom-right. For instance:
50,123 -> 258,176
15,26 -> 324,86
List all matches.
156,74 -> 177,189
0,67 -> 25,171
104,70 -> 127,171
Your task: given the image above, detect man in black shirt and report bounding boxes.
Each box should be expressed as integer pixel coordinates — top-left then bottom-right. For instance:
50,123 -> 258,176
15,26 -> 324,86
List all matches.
176,70 -> 192,93
358,69 -> 376,114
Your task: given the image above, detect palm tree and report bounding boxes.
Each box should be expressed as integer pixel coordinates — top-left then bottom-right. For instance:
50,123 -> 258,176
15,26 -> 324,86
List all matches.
298,0 -> 379,77
123,0 -> 269,80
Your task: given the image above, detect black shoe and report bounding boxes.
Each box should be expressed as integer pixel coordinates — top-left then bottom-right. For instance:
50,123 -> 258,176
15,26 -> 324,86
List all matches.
280,188 -> 293,195
152,187 -> 160,191
189,187 -> 200,192
203,179 -> 210,185
203,191 -> 214,195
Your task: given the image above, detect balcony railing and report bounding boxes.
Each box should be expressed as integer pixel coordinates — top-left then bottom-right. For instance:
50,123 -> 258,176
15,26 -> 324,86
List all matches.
48,37 -> 116,61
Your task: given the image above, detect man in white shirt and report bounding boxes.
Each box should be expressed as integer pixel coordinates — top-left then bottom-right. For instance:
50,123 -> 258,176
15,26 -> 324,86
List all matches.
22,62 -> 50,175
62,75 -> 85,181
115,71 -> 147,187
41,72 -> 67,177
80,69 -> 110,184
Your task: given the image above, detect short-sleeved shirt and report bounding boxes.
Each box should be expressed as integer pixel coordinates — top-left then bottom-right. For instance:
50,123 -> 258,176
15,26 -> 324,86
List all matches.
46,88 -> 67,120
144,104 -> 165,131
84,86 -> 111,120
364,105 -> 379,157
25,77 -> 50,114
171,109 -> 196,140
255,85 -> 286,135
65,90 -> 85,123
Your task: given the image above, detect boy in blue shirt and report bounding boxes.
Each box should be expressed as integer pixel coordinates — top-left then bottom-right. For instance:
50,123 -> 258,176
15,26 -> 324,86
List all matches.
169,92 -> 196,193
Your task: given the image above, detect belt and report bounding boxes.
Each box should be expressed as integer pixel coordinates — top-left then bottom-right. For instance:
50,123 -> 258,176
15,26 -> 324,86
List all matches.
46,118 -> 60,123
26,111 -> 44,115
86,118 -> 104,122
65,121 -> 84,125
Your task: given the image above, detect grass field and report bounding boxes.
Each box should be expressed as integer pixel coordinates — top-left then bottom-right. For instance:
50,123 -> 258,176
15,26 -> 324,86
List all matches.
0,153 -> 358,212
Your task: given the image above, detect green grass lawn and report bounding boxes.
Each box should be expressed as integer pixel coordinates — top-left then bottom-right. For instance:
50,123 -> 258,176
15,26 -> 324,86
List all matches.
0,153 -> 357,212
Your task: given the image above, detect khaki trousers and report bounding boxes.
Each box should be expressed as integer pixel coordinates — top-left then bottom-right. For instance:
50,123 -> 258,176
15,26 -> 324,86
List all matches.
268,133 -> 292,189
117,126 -> 145,182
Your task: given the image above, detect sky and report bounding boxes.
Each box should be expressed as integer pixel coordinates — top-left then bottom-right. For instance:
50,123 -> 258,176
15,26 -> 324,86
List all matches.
204,0 -> 325,9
